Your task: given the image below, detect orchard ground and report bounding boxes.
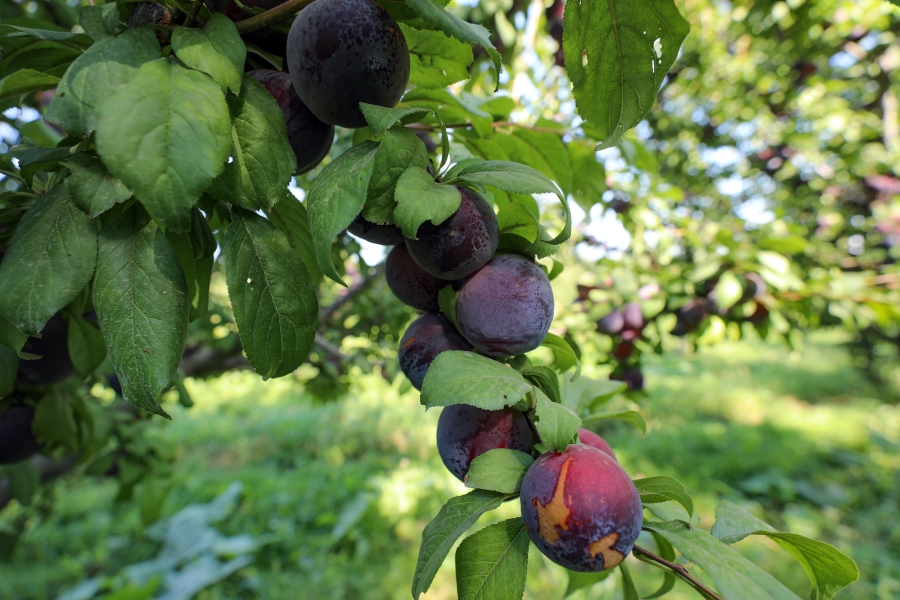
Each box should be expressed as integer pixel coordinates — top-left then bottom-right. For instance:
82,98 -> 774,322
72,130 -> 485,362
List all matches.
1,334 -> 897,600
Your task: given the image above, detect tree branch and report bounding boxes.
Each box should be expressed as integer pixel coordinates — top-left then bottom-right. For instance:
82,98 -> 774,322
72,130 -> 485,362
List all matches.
632,544 -> 723,600
318,264 -> 385,325
234,0 -> 314,33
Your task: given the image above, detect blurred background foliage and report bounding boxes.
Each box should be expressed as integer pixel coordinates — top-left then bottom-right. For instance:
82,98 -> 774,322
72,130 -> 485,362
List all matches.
1,0 -> 899,597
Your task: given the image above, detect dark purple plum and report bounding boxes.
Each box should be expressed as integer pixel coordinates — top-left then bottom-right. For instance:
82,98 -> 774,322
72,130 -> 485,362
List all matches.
455,254 -> 553,358
249,70 -> 334,175
596,310 -> 624,335
385,245 -> 446,312
0,403 -> 41,465
16,314 -> 76,385
577,428 -> 617,461
286,0 -> 410,128
611,341 -> 634,361
611,367 -> 644,391
671,298 -> 710,336
622,302 -> 644,333
398,313 -> 470,390
405,186 -> 499,280
347,215 -> 405,246
520,445 -> 642,572
437,404 -> 535,480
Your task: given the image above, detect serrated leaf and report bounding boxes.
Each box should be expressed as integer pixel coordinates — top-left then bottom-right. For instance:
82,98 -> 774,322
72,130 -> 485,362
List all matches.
497,201 -> 538,252
393,166 -> 461,238
223,208 -> 317,379
533,388 -> 581,451
93,204 -> 188,418
0,185 -> 97,335
0,69 -> 59,101
363,128 -> 429,224
0,345 -> 16,399
47,27 -> 160,136
464,449 -> 534,494
711,501 -> 858,600
645,521 -> 801,600
95,59 -> 231,231
207,75 -> 296,211
563,0 -> 689,149
455,160 -> 570,245
522,365 -> 561,404
63,153 -> 132,217
400,24 -> 473,89
67,313 -> 106,377
360,103 -> 431,137
166,208 -> 216,322
1,25 -> 92,44
456,518 -> 529,600
540,332 -> 581,379
633,476 -> 693,517
581,409 -> 647,435
411,489 -> 508,598
171,13 -> 246,93
32,389 -> 78,449
563,376 -> 626,413
405,0 -> 501,89
79,4 -> 119,41
266,195 -> 322,286
306,141 -> 380,284
420,350 -> 532,410
507,130 -> 572,196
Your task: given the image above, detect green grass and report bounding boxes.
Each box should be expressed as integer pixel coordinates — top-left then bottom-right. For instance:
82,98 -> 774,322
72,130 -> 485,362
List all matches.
1,335 -> 898,600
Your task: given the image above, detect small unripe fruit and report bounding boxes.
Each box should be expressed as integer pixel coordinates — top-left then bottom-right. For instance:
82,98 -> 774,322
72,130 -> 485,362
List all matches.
456,254 -> 554,358
437,404 -> 535,480
577,428 -> 617,461
385,245 -> 446,312
521,445 -> 642,571
0,403 -> 41,465
347,215 -> 405,246
286,0 -> 410,128
398,313 -> 470,390
405,186 -> 499,280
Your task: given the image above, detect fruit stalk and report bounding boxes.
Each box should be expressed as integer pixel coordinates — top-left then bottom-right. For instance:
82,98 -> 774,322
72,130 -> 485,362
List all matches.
182,0 -> 205,27
632,544 -> 723,600
234,0 -> 314,33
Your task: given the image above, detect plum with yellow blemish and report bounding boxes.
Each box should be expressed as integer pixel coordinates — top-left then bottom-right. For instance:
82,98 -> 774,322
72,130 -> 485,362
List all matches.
520,444 -> 642,572
398,313 -> 470,390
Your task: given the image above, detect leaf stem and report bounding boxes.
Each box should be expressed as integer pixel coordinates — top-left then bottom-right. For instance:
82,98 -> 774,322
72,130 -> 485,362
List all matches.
234,0 -> 314,33
182,0 -> 205,27
632,545 -> 723,600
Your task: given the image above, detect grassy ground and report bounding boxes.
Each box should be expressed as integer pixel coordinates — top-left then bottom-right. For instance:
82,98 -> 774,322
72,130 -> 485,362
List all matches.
1,334 -> 898,600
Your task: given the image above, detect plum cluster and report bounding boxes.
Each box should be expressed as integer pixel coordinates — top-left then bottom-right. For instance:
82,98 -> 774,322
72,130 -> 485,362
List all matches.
596,302 -> 646,390
355,184 -> 641,572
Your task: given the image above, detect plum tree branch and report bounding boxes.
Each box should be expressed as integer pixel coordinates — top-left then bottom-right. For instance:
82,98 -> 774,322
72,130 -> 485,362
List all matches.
632,544 -> 723,600
234,0 -> 314,33
318,264 -> 385,324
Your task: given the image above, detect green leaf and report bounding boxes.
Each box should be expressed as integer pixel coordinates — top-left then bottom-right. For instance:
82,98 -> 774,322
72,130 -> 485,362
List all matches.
563,0 -> 690,149
207,75 -> 296,211
464,449 -> 534,494
95,59 -> 231,231
497,201 -> 538,252
0,318 -> 28,354
1,25 -> 92,45
633,476 -> 693,517
533,388 -> 581,451
645,520 -> 802,600
540,332 -> 581,379
165,208 -> 216,322
266,195 -> 322,286
67,313 -> 107,377
0,345 -> 17,399
0,69 -> 59,101
711,501 -> 859,600
455,160 -> 570,245
507,130 -> 573,196
306,141 -> 380,284
79,4 -> 119,41
359,103 -> 431,137
0,185 -> 97,335
564,570 -> 614,597
223,208 -> 318,379
405,0 -> 501,89
401,24 -> 473,89
420,350 -> 532,410
6,461 -> 39,506
641,533 -> 677,598
93,204 -> 188,418
619,561 -> 639,600
438,284 -> 458,328
171,13 -> 246,93
522,365 -> 562,404
32,389 -> 78,449
7,146 -> 73,187
581,409 -> 647,435
47,27 -> 160,136
713,271 -> 743,311
393,166 -> 461,238
363,128 -> 429,225
456,518 -> 529,600
139,476 -> 171,526
569,141 -> 606,213
63,153 -> 132,217
411,489 -> 508,598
